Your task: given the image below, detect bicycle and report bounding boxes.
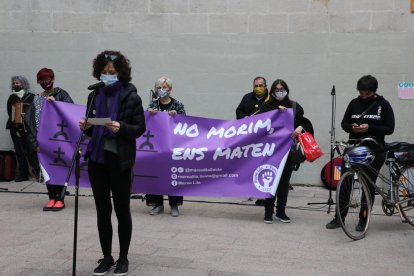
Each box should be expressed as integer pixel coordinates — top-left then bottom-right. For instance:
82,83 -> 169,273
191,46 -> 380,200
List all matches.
334,138 -> 414,240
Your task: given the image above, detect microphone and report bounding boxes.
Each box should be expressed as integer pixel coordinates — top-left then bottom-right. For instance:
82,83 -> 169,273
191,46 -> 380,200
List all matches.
87,81 -> 107,90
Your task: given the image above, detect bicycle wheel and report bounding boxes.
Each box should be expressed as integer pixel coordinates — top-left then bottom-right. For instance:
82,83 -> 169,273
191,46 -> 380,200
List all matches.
336,171 -> 372,240
398,165 -> 414,226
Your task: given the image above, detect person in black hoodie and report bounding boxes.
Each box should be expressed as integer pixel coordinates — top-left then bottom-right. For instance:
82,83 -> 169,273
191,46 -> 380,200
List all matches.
25,68 -> 73,211
259,79 -> 313,224
6,76 -> 40,182
326,75 -> 395,231
79,50 -> 146,276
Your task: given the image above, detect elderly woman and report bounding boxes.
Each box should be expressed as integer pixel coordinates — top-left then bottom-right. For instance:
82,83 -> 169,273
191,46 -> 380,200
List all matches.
80,50 -> 146,276
25,68 -> 73,211
6,76 -> 40,182
147,76 -> 186,217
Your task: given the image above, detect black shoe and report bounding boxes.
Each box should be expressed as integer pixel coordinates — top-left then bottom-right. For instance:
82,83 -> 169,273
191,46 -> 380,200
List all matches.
93,257 -> 114,276
113,257 -> 129,276
275,212 -> 291,223
355,219 -> 366,232
15,176 -> 29,182
326,218 -> 341,229
264,212 -> 273,224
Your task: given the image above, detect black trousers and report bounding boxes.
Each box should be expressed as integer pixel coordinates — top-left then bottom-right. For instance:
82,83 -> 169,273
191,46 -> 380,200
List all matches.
9,127 -> 40,178
264,160 -> 294,214
336,150 -> 386,220
46,184 -> 65,201
146,194 -> 183,206
88,151 -> 132,258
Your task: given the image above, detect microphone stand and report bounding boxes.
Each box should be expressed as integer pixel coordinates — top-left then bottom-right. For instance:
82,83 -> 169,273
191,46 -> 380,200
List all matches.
307,85 -> 336,213
60,89 -> 97,276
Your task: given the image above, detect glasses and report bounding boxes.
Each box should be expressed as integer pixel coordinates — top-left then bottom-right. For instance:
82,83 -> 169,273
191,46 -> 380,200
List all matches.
254,84 -> 265,88
105,54 -> 118,61
274,89 -> 286,92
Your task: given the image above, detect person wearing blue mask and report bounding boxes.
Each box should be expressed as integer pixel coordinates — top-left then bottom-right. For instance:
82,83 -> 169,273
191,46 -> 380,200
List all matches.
146,76 -> 186,217
79,50 -> 146,276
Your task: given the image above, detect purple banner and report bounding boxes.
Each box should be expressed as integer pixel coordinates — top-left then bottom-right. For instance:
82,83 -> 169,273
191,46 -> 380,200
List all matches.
38,100 -> 293,197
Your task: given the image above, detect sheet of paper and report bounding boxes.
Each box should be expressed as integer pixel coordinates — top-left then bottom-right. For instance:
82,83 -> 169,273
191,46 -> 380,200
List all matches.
88,117 -> 112,126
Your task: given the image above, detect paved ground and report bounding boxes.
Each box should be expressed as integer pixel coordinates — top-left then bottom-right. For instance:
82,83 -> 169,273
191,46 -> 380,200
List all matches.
0,180 -> 413,276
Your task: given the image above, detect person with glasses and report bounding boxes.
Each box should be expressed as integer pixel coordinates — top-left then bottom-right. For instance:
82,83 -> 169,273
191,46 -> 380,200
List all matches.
79,50 -> 146,276
258,79 -> 313,224
25,68 -> 73,211
6,75 -> 40,182
146,76 -> 186,217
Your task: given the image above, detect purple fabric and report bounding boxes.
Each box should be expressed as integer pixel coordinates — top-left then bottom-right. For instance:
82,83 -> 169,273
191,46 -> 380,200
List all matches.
89,81 -> 121,163
38,100 -> 294,197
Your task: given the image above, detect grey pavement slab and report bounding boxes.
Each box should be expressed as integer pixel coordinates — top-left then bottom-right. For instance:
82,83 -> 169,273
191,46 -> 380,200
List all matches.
0,180 -> 413,276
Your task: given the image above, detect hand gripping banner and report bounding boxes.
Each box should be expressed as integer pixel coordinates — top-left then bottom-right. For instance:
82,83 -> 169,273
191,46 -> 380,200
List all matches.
38,100 -> 293,197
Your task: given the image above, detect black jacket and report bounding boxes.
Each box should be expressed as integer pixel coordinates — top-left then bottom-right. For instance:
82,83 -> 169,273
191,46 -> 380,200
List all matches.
260,100 -> 313,133
85,82 -> 146,171
236,91 -> 269,119
6,92 -> 35,129
341,95 -> 394,144
25,87 -> 73,151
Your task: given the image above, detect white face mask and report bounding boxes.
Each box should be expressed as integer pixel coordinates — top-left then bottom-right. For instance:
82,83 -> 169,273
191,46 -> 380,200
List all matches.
13,90 -> 25,98
273,91 -> 287,101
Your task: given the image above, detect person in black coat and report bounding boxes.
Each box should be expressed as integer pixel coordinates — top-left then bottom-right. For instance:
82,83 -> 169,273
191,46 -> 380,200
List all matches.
259,79 -> 313,224
6,75 -> 40,182
326,75 -> 395,231
236,76 -> 269,119
79,50 -> 146,276
25,68 -> 73,211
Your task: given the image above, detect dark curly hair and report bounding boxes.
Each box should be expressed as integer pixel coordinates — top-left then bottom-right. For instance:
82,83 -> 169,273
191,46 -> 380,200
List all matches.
92,50 -> 132,83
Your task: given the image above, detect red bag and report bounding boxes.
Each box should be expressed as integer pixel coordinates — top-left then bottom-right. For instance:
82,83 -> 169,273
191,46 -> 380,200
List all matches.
321,157 -> 343,190
297,132 -> 323,162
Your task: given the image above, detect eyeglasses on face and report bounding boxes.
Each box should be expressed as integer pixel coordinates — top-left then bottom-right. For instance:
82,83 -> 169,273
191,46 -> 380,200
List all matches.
254,84 -> 265,88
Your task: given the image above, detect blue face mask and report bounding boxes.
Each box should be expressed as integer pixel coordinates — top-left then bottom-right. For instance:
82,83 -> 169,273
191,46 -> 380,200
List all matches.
100,74 -> 119,86
158,88 -> 169,98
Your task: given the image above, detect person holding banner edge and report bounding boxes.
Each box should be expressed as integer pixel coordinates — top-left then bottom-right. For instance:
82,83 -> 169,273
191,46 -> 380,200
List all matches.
79,50 -> 146,276
146,76 -> 186,217
25,68 -> 73,211
259,79 -> 313,224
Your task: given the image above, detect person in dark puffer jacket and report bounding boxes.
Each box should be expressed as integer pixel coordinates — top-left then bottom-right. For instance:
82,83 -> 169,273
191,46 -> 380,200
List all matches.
80,50 -> 146,276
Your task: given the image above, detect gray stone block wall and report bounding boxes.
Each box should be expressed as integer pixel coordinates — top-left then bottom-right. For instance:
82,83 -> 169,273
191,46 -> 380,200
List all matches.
0,0 -> 413,185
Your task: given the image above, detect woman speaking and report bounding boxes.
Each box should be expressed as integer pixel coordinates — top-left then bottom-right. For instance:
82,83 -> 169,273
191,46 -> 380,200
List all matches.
80,50 -> 146,276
